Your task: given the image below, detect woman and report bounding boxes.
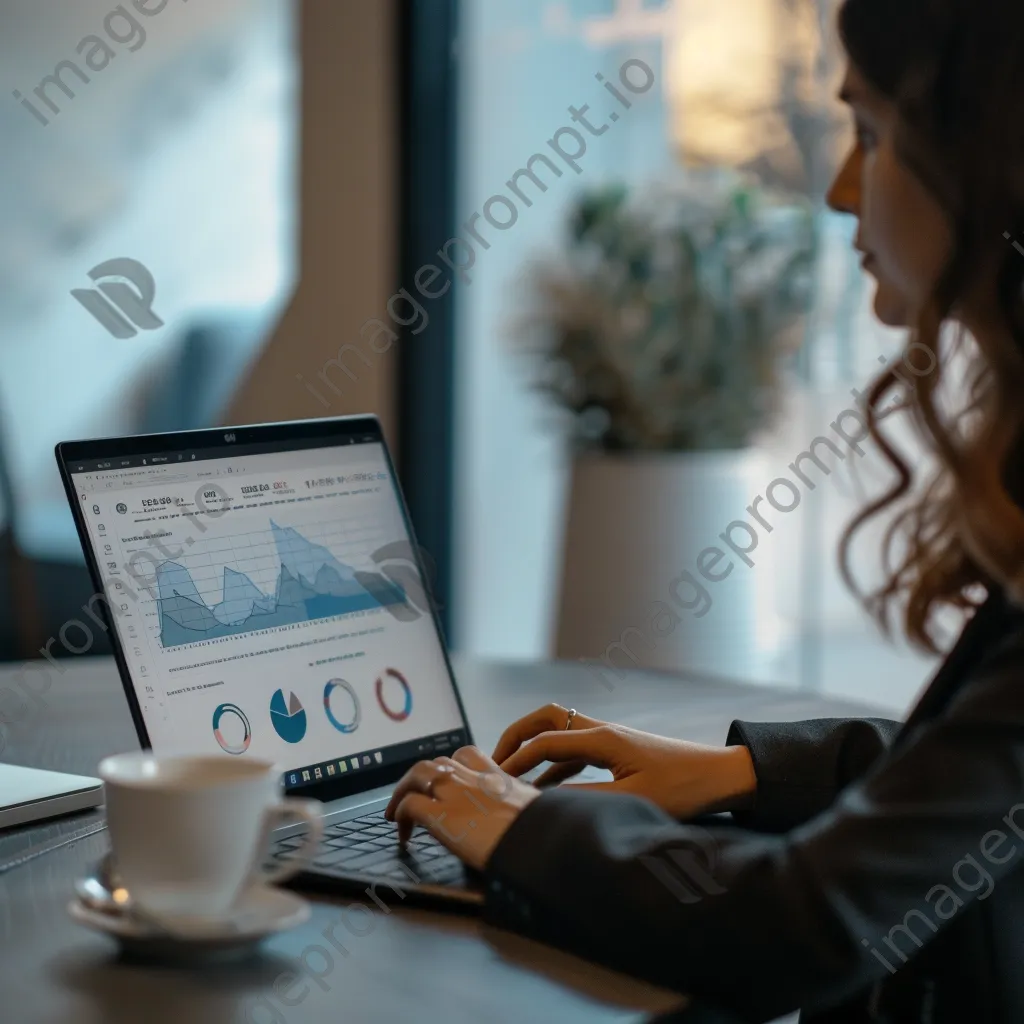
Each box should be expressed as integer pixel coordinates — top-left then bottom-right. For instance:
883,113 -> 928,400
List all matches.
386,0 -> 1024,1020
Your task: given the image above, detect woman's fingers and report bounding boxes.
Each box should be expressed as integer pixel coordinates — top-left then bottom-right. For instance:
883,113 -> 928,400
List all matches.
390,792 -> 439,846
450,745 -> 495,771
490,704 -> 567,764
384,757 -> 462,823
491,704 -> 601,763
533,759 -> 588,788
389,764 -> 543,870
499,727 -> 617,778
450,745 -> 521,802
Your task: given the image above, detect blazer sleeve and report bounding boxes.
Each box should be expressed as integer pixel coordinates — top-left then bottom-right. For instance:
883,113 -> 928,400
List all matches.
481,624 -> 1024,1022
724,717 -> 903,832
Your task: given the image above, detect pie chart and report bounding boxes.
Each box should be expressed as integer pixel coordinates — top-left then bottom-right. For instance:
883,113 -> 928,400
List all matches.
269,689 -> 307,744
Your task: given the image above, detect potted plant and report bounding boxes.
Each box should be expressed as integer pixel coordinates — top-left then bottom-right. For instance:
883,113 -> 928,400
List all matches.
522,169 -> 816,676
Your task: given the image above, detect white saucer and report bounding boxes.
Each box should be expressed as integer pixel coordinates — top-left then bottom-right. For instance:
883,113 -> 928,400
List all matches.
68,884 -> 310,957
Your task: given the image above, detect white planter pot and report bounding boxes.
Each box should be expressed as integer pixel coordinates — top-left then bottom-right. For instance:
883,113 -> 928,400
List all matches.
553,449 -> 777,681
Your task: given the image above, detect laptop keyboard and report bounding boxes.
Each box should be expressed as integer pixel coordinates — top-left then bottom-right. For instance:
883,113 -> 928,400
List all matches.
269,808 -> 468,887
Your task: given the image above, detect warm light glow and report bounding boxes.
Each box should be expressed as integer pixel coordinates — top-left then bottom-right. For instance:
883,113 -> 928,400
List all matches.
667,0 -> 845,185
671,0 -> 777,163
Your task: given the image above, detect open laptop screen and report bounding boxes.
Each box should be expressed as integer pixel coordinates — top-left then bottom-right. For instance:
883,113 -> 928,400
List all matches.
60,423 -> 468,794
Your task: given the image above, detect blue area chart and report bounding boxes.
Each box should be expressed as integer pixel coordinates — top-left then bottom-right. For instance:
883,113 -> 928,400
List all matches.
154,520 -> 406,647
269,689 -> 307,744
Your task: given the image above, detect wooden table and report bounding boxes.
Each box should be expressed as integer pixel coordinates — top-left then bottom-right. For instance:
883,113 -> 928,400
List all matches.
0,654 -> 888,1024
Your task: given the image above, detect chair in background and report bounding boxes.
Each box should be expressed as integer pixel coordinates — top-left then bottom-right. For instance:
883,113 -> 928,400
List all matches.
0,402 -> 45,660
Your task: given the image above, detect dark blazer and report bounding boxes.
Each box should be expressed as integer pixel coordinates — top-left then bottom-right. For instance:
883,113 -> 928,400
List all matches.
482,586 -> 1024,1023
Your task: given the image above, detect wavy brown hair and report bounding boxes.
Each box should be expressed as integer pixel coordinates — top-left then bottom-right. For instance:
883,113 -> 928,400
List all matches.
836,0 -> 1024,653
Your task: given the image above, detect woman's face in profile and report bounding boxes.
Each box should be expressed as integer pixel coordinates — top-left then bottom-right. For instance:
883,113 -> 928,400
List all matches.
826,62 -> 954,328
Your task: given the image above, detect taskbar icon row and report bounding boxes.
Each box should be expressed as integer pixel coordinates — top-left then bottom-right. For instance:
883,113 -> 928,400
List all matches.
286,749 -> 383,786
284,730 -> 468,789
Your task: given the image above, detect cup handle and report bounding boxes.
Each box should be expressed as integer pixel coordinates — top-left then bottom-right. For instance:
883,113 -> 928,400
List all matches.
256,797 -> 324,886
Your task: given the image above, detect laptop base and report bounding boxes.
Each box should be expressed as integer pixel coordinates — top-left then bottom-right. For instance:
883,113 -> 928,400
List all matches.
0,764 -> 104,830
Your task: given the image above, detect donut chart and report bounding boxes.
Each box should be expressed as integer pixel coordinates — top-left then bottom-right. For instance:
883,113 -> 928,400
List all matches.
212,703 -> 251,755
375,668 -> 412,722
323,678 -> 361,734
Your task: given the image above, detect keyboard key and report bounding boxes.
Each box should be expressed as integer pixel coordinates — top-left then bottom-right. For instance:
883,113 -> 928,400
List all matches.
321,846 -> 392,868
297,809 -> 468,889
324,835 -> 392,851
345,841 -> 388,856
403,839 -> 440,856
313,849 -> 359,869
323,830 -> 367,843
414,845 -> 448,859
352,834 -> 395,846
344,850 -> 408,871
323,831 -> 368,847
334,821 -> 393,837
407,838 -> 441,853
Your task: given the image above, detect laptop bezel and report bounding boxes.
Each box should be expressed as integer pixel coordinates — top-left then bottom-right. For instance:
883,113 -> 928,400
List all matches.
54,413 -> 475,803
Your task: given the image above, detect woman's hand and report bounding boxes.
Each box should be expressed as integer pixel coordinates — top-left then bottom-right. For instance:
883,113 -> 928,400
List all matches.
383,745 -> 541,870
491,703 -> 757,820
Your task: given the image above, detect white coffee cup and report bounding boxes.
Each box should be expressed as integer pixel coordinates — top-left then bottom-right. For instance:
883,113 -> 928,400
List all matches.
98,752 -> 323,927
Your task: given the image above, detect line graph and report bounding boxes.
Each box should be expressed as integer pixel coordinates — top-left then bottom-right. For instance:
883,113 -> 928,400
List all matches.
151,517 -> 405,647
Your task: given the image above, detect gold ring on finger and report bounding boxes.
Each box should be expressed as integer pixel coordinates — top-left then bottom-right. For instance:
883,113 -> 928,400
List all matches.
427,763 -> 454,797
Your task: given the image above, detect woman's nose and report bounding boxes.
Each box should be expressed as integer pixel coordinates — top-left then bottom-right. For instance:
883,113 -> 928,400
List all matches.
826,150 -> 861,216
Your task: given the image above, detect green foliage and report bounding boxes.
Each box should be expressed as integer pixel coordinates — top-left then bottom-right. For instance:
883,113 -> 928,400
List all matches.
523,170 -> 818,452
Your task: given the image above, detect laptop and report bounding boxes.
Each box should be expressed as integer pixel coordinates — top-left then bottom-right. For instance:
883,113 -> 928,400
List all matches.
55,415 -> 484,906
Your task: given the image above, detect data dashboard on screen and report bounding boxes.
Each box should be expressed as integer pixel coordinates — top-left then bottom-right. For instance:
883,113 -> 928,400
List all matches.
68,440 -> 465,786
